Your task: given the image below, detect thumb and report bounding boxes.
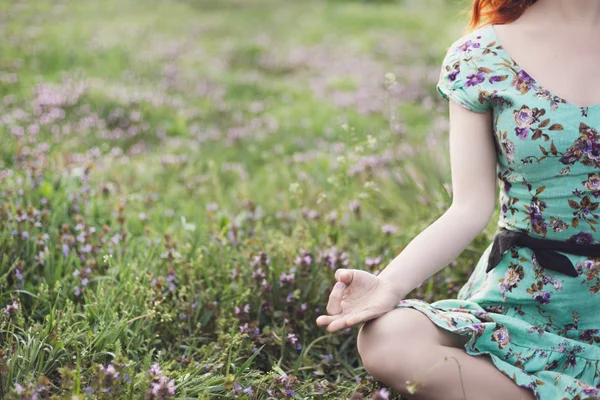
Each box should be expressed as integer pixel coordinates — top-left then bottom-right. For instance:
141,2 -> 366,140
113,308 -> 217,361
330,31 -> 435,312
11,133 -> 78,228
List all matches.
335,269 -> 353,285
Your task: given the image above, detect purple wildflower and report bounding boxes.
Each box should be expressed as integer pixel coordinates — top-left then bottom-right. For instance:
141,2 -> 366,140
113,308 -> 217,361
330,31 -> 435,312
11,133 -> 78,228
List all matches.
3,300 -> 19,318
148,363 -> 162,376
381,224 -> 397,235
151,375 -> 176,398
372,387 -> 390,400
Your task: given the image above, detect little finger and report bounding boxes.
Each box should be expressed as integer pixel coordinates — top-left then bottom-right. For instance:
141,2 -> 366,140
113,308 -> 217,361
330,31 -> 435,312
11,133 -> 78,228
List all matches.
346,309 -> 380,326
326,314 -> 353,333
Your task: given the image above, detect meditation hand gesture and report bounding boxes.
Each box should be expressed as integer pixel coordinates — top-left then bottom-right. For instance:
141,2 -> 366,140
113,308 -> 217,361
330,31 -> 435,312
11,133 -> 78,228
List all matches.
315,268 -> 404,333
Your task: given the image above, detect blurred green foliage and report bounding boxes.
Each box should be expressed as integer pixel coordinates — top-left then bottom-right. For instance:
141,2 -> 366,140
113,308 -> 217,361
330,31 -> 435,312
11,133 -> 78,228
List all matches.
0,0 -> 487,399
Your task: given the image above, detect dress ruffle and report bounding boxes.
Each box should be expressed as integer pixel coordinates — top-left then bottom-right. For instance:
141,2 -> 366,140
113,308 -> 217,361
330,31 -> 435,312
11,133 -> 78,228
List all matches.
395,298 -> 600,400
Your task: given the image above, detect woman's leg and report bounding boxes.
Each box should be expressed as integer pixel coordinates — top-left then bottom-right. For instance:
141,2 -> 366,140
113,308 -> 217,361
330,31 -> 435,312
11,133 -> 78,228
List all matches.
356,307 -> 536,400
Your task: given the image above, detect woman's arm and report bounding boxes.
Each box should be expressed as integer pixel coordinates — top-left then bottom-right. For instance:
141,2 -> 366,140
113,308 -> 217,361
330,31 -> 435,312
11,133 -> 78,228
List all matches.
378,100 -> 497,298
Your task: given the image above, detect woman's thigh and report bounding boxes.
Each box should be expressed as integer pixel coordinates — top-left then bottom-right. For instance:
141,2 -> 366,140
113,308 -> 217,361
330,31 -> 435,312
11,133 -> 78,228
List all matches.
358,307 -> 470,350
356,308 -> 536,400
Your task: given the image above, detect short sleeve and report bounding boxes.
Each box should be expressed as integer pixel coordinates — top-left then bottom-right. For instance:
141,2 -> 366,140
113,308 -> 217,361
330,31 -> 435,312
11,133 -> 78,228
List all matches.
436,43 -> 492,114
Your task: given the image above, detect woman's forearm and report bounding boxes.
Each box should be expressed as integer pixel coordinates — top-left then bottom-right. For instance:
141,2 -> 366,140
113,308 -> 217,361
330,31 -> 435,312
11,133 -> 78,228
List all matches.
377,204 -> 493,298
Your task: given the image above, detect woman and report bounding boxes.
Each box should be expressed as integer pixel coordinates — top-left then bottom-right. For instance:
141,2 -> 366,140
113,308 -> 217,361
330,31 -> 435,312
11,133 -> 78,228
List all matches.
316,1 -> 600,399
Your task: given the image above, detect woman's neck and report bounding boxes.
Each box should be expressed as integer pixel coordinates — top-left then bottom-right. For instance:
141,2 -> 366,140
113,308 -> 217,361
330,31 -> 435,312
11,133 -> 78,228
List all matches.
521,0 -> 600,27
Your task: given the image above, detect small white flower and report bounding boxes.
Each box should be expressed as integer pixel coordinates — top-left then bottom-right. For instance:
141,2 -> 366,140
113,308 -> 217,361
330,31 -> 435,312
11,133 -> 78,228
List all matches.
317,192 -> 327,204
364,181 -> 380,192
367,135 -> 377,148
181,216 -> 196,231
384,72 -> 397,88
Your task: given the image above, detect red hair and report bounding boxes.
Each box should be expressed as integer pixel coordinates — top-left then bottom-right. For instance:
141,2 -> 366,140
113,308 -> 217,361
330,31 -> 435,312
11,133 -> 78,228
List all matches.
462,0 -> 537,32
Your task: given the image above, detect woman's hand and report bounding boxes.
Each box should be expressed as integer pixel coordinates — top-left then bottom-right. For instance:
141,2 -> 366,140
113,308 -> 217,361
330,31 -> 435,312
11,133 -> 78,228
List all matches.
315,268 -> 404,333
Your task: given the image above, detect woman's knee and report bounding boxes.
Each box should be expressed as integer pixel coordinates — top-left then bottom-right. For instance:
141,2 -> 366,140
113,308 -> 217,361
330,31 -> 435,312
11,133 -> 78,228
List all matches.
356,308 -> 427,377
357,308 -> 431,352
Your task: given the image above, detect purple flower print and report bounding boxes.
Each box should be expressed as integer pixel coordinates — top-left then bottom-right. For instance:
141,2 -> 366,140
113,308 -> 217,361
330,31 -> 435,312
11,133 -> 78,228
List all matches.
448,69 -> 459,82
501,139 -> 515,163
467,323 -> 485,338
560,147 -> 582,165
560,122 -> 600,167
583,260 -> 595,270
491,326 -> 510,349
563,323 -> 577,332
513,105 -> 535,128
582,174 -> 600,193
570,232 -> 594,244
581,385 -> 600,396
511,69 -> 536,94
584,141 -> 600,163
550,218 -> 569,232
532,291 -> 551,304
557,343 -> 582,369
465,72 -> 485,87
518,70 -> 534,84
515,127 -> 529,140
518,70 -> 535,90
578,329 -> 600,343
528,200 -> 548,235
545,359 -> 560,371
530,215 -> 547,233
457,39 -> 480,53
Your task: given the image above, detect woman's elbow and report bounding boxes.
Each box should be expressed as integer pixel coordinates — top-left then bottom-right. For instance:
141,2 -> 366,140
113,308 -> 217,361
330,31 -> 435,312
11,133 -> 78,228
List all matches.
450,194 -> 496,229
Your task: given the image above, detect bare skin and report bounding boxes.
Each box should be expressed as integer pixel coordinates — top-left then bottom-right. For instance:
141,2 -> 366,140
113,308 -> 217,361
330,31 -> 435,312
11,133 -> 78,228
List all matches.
491,0 -> 600,109
316,1 -> 600,399
356,308 -> 536,400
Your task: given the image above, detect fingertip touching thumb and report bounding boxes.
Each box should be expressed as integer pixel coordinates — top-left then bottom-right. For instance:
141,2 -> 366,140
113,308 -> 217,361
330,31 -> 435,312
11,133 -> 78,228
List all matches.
336,269 -> 351,284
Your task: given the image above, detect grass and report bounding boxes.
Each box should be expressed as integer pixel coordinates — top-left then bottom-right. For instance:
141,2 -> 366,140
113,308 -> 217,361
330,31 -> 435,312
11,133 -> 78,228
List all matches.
0,0 -> 497,398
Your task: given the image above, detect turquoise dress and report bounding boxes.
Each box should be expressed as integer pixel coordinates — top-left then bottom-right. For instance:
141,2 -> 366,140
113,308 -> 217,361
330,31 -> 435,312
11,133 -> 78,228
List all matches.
395,24 -> 600,399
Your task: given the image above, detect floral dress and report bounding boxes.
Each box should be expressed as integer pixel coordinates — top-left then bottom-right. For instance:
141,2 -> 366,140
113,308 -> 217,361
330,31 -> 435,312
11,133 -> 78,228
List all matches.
395,23 -> 600,400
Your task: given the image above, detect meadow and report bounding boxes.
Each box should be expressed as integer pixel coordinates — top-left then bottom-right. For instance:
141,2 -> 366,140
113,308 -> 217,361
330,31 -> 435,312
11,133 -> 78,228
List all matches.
0,0 -> 498,398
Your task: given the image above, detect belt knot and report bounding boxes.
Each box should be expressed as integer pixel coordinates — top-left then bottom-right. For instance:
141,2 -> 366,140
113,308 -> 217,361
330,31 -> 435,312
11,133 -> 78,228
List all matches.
486,229 -> 600,277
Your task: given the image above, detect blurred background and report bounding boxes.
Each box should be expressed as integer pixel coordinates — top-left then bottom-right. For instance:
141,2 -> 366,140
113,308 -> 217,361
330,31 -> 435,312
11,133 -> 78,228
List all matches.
0,0 -> 495,399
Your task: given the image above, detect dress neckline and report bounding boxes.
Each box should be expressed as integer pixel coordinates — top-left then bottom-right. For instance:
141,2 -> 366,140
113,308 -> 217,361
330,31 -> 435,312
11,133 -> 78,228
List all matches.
487,24 -> 600,111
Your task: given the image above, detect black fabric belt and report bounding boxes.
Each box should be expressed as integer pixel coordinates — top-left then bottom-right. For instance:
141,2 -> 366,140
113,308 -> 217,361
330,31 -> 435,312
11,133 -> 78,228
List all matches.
486,228 -> 600,277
